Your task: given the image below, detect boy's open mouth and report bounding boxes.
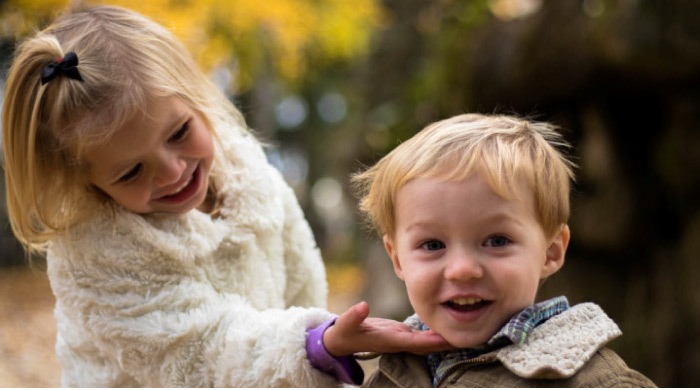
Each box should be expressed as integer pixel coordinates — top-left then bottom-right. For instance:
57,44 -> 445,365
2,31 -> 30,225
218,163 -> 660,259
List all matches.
444,298 -> 491,312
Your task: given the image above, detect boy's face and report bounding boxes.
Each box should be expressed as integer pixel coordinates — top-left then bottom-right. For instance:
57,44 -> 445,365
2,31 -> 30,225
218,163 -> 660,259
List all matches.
85,96 -> 214,215
383,173 -> 569,348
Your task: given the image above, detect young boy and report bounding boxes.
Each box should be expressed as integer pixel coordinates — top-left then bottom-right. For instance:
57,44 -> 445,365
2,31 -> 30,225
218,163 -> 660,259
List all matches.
351,114 -> 656,387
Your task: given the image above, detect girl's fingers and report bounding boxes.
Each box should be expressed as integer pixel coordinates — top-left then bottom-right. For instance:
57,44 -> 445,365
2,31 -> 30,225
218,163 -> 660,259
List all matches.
334,301 -> 369,331
323,301 -> 371,356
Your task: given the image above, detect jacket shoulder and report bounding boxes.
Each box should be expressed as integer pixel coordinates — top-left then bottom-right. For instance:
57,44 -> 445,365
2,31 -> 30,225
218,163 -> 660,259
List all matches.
572,348 -> 657,387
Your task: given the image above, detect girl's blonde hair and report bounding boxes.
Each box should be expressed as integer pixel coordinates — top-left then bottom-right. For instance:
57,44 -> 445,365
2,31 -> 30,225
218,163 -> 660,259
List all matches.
352,113 -> 576,240
2,4 -> 248,253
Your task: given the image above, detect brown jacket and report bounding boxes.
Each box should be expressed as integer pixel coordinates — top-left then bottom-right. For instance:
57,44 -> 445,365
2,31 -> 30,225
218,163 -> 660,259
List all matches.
363,303 -> 656,388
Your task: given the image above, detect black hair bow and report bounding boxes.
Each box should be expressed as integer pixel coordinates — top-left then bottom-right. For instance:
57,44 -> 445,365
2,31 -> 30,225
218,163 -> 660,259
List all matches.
40,51 -> 84,85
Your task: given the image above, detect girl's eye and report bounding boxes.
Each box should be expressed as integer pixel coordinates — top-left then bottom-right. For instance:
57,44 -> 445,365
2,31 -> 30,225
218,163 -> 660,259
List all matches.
168,121 -> 190,143
118,163 -> 142,183
484,235 -> 511,248
420,240 -> 445,251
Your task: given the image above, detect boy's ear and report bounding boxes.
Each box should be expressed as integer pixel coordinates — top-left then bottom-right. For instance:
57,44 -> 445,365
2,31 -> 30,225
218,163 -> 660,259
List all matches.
542,224 -> 570,279
382,234 -> 405,280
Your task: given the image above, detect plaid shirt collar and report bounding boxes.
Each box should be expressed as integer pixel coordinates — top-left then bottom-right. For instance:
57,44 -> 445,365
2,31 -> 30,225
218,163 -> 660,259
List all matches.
423,296 -> 570,386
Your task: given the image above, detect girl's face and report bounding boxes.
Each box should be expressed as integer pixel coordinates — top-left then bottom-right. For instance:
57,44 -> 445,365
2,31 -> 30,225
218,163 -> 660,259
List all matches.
85,96 -> 214,215
383,174 -> 569,348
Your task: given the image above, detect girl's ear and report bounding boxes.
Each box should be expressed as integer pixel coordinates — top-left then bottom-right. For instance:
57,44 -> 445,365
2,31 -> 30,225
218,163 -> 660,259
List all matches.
542,224 -> 570,278
383,234 -> 405,280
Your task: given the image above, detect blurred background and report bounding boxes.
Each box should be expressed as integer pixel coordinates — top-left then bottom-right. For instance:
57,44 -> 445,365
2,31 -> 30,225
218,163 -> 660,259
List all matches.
1,0 -> 699,387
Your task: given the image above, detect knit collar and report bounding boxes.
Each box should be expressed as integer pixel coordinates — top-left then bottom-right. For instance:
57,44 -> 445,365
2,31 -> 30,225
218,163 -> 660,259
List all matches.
424,296 -> 570,385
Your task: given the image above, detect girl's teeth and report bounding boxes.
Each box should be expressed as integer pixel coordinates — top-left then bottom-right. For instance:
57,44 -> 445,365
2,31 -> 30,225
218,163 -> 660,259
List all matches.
169,177 -> 192,196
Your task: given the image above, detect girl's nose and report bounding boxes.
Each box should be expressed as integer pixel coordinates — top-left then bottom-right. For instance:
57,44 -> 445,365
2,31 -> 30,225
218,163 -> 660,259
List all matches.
152,152 -> 185,187
444,250 -> 484,281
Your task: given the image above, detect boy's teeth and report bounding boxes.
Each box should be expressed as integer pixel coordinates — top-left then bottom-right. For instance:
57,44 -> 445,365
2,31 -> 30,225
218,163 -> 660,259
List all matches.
452,297 -> 482,305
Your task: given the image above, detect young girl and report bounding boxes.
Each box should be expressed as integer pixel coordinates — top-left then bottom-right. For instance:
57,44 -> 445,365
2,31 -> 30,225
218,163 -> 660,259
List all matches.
1,5 -> 448,387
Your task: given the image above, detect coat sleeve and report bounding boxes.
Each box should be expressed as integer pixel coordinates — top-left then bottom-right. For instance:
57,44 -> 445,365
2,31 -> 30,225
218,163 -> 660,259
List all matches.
47,239 -> 340,387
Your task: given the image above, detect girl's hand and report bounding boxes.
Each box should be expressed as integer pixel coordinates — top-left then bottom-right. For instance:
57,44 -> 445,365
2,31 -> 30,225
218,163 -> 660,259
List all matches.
322,301 -> 453,357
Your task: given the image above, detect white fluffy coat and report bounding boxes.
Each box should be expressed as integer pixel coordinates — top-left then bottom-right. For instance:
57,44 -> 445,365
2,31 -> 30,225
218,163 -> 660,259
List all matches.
47,125 -> 338,387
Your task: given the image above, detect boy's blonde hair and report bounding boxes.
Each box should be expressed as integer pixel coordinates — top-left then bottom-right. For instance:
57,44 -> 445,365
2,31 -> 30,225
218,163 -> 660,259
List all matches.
2,5 -> 247,253
352,113 -> 576,240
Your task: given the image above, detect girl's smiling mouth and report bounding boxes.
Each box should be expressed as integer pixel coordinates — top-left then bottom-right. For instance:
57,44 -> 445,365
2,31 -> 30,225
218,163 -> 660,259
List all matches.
155,165 -> 201,203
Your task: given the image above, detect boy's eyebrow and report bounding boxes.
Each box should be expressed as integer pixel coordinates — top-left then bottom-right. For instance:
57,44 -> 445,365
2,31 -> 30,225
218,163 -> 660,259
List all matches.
403,210 -> 526,232
403,220 -> 439,233
475,209 -> 532,229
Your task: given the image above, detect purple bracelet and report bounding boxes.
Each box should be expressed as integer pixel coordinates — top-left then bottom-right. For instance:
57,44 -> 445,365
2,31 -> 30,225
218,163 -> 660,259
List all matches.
306,318 -> 364,385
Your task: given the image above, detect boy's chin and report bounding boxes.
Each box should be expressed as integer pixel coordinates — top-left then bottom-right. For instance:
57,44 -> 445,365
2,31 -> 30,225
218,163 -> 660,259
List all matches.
439,330 -> 492,349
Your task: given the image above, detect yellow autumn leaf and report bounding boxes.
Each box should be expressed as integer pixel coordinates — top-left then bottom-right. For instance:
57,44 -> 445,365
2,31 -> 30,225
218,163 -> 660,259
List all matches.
2,0 -> 382,92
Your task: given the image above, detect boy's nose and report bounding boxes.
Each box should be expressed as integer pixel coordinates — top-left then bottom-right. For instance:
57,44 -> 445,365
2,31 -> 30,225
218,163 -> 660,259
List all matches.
444,250 -> 484,281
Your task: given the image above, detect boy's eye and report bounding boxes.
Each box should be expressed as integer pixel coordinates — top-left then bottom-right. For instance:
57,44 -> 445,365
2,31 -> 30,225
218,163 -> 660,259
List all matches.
168,121 -> 190,143
484,235 -> 511,247
118,163 -> 142,183
420,240 -> 445,251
